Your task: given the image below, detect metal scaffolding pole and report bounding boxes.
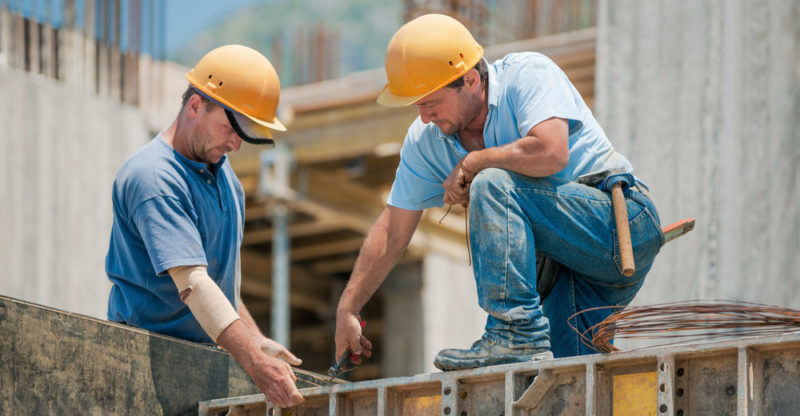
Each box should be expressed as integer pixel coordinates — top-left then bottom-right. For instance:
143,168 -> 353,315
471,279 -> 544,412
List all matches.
258,144 -> 295,348
270,203 -> 289,347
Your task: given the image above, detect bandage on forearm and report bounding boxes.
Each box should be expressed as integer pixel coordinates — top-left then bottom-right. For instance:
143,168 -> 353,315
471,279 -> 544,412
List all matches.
169,265 -> 240,342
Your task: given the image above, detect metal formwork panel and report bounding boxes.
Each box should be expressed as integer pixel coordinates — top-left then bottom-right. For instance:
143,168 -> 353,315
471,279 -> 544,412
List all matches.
198,333 -> 800,416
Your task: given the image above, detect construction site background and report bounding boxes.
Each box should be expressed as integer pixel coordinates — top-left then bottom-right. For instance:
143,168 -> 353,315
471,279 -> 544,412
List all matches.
1,0 -> 799,384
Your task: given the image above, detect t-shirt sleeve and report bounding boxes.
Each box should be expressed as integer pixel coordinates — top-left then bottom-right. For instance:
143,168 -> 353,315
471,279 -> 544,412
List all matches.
386,135 -> 446,211
509,57 -> 583,137
131,195 -> 207,275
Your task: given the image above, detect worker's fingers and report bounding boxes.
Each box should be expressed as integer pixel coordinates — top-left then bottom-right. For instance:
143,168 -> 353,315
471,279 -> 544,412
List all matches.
259,338 -> 304,367
348,333 -> 363,355
335,313 -> 363,357
290,390 -> 305,406
279,349 -> 303,366
360,336 -> 373,358
350,354 -> 363,365
266,369 -> 303,408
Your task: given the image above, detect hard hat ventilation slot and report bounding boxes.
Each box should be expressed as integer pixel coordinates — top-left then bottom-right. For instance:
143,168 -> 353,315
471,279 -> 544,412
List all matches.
448,61 -> 453,66
208,74 -> 212,79
459,53 -> 464,58
218,81 -> 223,86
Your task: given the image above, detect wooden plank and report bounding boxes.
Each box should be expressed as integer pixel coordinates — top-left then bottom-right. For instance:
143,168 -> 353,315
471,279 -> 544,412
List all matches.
242,220 -> 343,246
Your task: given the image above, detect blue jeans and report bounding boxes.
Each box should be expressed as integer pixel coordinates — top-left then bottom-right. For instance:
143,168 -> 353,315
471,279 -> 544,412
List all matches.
468,168 -> 664,358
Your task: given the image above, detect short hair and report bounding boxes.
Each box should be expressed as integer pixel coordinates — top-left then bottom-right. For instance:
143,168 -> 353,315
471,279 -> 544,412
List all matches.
445,59 -> 488,89
181,85 -> 215,109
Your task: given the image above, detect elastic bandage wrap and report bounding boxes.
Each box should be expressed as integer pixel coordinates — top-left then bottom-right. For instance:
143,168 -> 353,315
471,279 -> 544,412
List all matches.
169,265 -> 239,342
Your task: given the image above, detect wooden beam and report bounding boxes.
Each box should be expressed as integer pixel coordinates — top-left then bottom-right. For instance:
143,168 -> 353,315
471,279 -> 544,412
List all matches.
240,277 -> 330,317
243,220 -> 343,246
309,255 -> 359,275
292,237 -> 364,261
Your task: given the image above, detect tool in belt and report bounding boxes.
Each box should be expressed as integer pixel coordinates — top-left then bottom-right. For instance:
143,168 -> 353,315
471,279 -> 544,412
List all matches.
536,169 -> 695,302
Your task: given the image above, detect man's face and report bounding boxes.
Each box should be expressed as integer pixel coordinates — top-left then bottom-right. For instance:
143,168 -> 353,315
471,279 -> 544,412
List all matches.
188,101 -> 243,165
414,75 -> 482,136
414,87 -> 464,135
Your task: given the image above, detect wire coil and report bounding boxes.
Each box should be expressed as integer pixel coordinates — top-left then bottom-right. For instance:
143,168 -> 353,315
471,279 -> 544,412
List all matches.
568,300 -> 800,353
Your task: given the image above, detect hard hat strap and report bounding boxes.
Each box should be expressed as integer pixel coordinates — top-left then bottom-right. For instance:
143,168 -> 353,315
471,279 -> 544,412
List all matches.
224,109 -> 274,146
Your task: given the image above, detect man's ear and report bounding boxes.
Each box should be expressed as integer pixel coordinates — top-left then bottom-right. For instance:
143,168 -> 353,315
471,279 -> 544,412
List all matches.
185,93 -> 203,118
464,68 -> 481,92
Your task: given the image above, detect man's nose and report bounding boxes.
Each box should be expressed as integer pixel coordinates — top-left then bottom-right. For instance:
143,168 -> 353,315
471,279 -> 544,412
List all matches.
418,107 -> 434,123
229,134 -> 242,152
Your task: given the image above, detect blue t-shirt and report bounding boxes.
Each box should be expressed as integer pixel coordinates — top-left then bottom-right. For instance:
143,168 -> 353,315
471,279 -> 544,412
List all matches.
105,135 -> 244,343
387,52 -> 633,211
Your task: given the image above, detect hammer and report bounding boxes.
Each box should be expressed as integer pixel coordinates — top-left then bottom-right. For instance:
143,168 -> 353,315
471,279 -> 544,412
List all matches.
610,181 -> 635,276
577,169 -> 636,276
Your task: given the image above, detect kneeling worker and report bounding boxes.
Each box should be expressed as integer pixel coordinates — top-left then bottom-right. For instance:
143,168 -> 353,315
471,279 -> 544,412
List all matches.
334,14 -> 664,371
105,45 -> 304,407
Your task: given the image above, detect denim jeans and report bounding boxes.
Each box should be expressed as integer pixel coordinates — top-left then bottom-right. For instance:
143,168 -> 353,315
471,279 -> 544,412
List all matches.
468,168 -> 664,358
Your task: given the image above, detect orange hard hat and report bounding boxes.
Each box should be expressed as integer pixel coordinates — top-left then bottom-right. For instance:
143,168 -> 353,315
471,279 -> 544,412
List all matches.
377,14 -> 484,107
186,44 -> 285,141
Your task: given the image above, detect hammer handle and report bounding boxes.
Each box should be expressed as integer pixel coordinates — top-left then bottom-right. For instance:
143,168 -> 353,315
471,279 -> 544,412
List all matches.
611,182 -> 635,276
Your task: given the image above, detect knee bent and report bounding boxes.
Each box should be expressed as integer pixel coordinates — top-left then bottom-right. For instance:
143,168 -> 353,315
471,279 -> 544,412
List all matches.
470,168 -> 514,197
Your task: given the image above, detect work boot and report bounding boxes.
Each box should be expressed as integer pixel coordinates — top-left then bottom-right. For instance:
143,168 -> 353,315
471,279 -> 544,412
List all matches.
434,338 -> 553,371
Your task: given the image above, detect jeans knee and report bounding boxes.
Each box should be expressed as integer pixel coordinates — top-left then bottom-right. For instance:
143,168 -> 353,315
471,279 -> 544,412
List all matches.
470,168 -> 513,198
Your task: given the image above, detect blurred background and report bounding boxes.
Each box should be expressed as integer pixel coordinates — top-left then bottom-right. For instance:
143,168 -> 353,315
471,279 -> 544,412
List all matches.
1,0 -> 798,381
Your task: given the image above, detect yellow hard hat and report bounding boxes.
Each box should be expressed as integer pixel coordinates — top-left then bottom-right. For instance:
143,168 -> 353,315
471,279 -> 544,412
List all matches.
186,44 -> 285,143
377,14 -> 484,107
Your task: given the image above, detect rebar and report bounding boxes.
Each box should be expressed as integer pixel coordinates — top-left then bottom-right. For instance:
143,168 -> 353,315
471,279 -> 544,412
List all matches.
568,300 -> 800,353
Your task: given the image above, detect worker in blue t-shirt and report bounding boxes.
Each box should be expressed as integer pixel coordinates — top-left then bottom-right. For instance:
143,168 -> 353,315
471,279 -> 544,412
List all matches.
334,14 -> 664,371
105,45 -> 304,408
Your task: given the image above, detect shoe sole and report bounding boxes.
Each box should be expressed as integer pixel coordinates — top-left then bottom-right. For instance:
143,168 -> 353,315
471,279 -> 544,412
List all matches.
434,351 -> 553,371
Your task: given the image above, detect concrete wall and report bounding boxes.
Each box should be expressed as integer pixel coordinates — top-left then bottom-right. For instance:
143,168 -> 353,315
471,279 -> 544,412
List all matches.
0,66 -> 148,318
595,0 -> 800,306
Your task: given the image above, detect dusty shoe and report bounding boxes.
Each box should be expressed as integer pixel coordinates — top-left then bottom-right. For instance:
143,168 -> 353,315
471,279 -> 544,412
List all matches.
434,338 -> 552,371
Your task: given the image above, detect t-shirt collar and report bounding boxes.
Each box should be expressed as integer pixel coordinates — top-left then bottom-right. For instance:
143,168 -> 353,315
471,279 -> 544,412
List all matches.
485,57 -> 499,109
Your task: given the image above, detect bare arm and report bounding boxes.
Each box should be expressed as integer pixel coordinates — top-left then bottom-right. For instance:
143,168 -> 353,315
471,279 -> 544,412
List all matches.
463,117 -> 570,181
216,320 -> 304,408
335,205 -> 422,358
442,117 -> 569,206
168,266 -> 303,408
239,301 -> 302,366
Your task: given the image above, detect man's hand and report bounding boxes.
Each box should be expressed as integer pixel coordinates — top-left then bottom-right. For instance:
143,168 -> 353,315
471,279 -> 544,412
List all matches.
248,354 -> 305,408
335,311 -> 373,364
256,336 -> 303,366
443,160 -> 474,207
217,320 -> 304,408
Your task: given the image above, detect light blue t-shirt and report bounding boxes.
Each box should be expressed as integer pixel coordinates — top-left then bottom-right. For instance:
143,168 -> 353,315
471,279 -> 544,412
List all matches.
387,52 -> 633,211
105,135 -> 244,343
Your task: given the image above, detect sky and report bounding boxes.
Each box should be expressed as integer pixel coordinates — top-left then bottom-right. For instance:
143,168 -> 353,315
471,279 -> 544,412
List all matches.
10,0 -> 265,58
164,0 -> 263,56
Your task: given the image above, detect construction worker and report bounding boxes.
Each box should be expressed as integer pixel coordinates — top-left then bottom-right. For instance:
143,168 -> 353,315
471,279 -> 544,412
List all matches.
335,14 -> 664,371
105,45 -> 304,407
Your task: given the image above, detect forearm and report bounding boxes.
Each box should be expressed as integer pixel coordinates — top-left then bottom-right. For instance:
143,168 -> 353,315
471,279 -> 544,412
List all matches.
238,301 -> 262,339
337,207 -> 420,315
217,319 -> 263,371
464,136 -> 568,178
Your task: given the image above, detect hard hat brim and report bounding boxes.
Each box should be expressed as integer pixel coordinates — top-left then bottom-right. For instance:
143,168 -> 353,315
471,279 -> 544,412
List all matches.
376,85 -> 431,107
231,111 -> 275,139
242,111 -> 286,133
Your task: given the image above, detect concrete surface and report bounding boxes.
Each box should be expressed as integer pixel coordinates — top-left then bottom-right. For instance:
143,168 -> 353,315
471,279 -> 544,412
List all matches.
595,0 -> 800,307
0,65 -> 148,318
